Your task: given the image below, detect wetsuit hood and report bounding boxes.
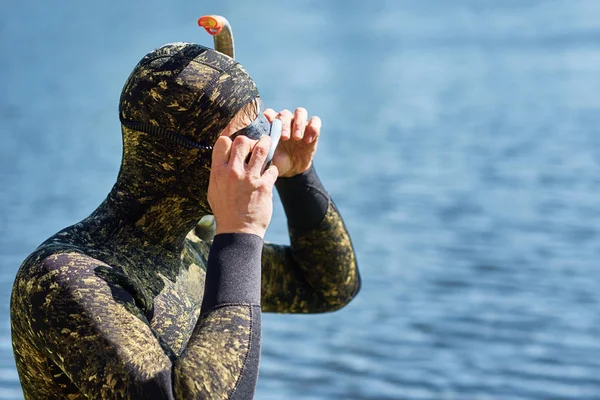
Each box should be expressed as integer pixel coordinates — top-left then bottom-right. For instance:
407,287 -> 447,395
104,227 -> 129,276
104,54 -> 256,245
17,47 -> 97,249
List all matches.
107,42 -> 259,250
119,42 -> 258,150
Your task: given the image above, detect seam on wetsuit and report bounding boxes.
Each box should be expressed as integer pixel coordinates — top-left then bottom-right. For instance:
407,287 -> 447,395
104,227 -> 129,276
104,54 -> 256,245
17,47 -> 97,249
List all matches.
228,304 -> 261,400
228,304 -> 253,400
199,302 -> 261,318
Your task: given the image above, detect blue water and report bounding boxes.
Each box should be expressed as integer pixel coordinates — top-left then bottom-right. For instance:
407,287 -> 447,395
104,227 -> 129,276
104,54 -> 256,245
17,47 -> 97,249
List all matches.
2,1 -> 600,399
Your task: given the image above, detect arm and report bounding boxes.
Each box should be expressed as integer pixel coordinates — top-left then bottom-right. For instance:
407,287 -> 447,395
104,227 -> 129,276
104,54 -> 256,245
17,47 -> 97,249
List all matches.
14,111 -> 277,400
17,237 -> 261,399
261,165 -> 361,313
257,107 -> 360,314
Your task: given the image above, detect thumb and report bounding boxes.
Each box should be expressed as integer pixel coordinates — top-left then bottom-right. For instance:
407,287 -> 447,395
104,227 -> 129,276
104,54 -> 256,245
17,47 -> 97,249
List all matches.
262,164 -> 279,186
212,136 -> 232,167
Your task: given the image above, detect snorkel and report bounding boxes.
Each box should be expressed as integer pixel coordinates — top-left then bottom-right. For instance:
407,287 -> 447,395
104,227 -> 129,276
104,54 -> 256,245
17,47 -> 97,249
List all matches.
196,16 -> 282,237
198,15 -> 282,165
198,15 -> 235,58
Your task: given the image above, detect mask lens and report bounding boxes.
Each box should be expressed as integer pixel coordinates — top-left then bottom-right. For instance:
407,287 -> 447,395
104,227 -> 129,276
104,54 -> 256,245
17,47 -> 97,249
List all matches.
229,103 -> 281,166
230,113 -> 271,141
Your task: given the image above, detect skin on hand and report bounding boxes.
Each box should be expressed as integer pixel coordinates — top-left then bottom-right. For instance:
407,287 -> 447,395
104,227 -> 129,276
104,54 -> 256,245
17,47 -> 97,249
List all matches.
263,107 -> 321,178
209,100 -> 321,236
208,134 -> 279,238
219,99 -> 322,179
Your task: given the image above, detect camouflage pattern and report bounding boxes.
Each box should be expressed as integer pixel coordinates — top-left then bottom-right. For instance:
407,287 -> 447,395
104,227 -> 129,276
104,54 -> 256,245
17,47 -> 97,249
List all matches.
260,204 -> 359,313
10,42 -> 359,399
115,42 -> 259,248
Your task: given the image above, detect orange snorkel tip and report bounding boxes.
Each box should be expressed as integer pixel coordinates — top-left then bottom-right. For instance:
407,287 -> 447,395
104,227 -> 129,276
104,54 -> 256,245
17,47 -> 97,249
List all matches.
198,14 -> 235,58
198,15 -> 224,36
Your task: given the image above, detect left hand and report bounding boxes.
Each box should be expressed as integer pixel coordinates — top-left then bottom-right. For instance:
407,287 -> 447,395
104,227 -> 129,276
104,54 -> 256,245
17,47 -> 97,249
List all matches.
264,107 -> 321,178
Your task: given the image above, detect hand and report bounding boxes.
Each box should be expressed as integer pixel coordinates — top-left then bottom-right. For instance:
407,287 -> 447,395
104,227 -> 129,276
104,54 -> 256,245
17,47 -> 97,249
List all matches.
208,135 -> 279,238
263,107 -> 321,178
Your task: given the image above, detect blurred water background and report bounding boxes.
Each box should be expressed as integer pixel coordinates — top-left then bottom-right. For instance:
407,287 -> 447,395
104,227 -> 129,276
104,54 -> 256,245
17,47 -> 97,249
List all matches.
2,0 -> 600,399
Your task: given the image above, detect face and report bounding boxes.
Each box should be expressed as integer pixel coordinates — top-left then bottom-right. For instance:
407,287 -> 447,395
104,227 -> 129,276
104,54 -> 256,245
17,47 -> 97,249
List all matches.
219,97 -> 282,165
221,97 -> 263,137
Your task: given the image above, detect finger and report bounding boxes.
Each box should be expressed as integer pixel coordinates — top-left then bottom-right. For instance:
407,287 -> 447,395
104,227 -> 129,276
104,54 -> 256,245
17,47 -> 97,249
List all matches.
262,164 -> 279,186
263,108 -> 277,122
229,135 -> 255,171
248,135 -> 271,176
212,136 -> 233,166
276,109 -> 293,140
305,116 -> 322,144
292,107 -> 308,140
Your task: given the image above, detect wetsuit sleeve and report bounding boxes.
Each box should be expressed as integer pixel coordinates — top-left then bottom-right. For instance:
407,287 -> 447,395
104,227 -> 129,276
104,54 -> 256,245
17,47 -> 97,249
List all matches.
16,236 -> 262,399
261,165 -> 361,313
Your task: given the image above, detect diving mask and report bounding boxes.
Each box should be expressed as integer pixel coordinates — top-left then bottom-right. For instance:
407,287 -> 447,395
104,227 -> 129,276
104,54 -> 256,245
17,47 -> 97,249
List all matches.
230,106 -> 282,165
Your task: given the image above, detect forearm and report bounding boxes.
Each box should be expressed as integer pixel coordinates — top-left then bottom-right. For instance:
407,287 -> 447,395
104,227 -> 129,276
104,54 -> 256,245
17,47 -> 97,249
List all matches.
275,164 -> 329,232
273,165 -> 361,310
20,243 -> 262,400
175,234 -> 262,399
287,203 -> 360,309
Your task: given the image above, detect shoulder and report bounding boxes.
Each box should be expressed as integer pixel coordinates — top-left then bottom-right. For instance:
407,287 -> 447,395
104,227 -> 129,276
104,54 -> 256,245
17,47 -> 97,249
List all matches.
11,246 -> 111,333
14,244 -> 108,297
39,251 -> 105,280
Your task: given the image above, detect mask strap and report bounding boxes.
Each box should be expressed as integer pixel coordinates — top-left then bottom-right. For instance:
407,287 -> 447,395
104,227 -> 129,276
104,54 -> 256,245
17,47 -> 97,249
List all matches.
121,120 -> 214,151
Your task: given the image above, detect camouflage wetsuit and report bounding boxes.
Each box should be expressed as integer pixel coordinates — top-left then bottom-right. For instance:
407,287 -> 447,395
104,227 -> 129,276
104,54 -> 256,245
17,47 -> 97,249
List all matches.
10,43 -> 360,399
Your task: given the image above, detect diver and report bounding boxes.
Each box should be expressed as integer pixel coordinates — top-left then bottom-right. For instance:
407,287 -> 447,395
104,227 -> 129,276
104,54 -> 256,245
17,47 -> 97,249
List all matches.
10,42 -> 360,399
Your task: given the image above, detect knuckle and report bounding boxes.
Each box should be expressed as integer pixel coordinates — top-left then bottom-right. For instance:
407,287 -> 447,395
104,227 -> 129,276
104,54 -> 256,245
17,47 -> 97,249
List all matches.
278,109 -> 293,119
232,135 -> 250,147
231,135 -> 244,147
215,135 -> 231,146
254,144 -> 268,158
257,181 -> 271,193
245,175 -> 260,190
228,166 -> 243,179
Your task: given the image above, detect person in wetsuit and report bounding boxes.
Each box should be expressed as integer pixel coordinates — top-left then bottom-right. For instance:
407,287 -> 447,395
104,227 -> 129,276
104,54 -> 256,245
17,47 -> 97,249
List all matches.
10,43 -> 360,399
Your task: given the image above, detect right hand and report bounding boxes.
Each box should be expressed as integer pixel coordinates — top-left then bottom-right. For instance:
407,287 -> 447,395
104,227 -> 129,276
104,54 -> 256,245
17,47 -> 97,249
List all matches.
208,135 -> 279,238
263,107 -> 321,178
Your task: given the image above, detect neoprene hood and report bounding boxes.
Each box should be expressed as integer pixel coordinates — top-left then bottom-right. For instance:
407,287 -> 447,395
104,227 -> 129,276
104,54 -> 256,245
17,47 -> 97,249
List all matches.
106,42 -> 260,247
120,42 -> 259,151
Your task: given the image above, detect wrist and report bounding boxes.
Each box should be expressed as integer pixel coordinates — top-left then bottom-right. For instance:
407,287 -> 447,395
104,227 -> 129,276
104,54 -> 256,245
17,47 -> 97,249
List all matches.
279,161 -> 313,178
275,164 -> 330,232
278,162 -> 314,179
215,222 -> 267,238
201,233 -> 263,314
